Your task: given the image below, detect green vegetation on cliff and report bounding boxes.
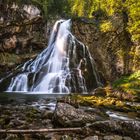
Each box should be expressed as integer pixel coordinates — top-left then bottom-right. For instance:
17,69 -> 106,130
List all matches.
22,0 -> 140,44
113,71 -> 140,94
2,0 -> 140,43
69,0 -> 140,43
125,0 -> 140,42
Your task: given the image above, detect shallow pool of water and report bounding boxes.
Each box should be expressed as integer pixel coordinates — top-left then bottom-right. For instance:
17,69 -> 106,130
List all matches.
0,92 -> 69,102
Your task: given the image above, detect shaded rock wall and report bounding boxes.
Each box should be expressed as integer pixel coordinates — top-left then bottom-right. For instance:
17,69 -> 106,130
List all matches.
72,15 -> 133,83
0,3 -> 46,77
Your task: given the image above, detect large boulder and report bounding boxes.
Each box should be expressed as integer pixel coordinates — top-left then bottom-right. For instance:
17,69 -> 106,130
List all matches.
87,120 -> 140,140
53,102 -> 105,127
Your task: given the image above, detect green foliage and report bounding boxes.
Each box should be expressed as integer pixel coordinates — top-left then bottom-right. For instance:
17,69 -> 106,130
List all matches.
100,20 -> 113,32
30,0 -> 72,19
113,71 -> 140,94
71,0 -> 85,17
101,0 -> 123,15
125,0 -> 140,42
69,0 -> 123,17
2,1 -> 140,47
5,0 -> 140,43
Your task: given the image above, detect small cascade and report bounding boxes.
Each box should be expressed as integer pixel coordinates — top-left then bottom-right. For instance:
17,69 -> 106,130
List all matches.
7,74 -> 28,91
3,19 -> 101,93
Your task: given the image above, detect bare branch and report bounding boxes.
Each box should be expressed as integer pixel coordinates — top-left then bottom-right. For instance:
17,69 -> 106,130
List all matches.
0,127 -> 82,134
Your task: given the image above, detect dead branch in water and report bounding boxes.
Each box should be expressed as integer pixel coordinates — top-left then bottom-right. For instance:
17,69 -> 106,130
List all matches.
0,127 -> 83,134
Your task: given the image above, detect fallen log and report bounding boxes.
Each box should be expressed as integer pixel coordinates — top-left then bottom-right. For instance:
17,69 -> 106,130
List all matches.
0,127 -> 82,134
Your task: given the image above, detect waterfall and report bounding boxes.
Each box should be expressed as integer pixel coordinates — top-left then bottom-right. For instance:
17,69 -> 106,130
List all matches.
4,19 -> 101,93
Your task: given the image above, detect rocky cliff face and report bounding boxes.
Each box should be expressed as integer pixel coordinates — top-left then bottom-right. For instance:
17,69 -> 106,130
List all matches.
72,15 -> 133,83
0,3 -> 139,85
0,3 -> 46,77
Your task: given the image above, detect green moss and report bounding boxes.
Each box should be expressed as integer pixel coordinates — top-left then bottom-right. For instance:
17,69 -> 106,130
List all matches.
25,108 -> 39,123
0,115 -> 10,127
113,71 -> 140,95
0,52 -> 38,67
0,118 -> 5,126
68,94 -> 140,112
0,53 -> 19,65
100,20 -> 114,32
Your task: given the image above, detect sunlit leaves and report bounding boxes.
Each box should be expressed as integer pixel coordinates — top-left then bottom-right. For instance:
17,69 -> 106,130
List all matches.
125,0 -> 140,42
100,21 -> 113,32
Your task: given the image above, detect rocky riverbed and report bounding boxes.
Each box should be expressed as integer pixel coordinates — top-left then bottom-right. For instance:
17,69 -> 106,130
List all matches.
0,92 -> 139,140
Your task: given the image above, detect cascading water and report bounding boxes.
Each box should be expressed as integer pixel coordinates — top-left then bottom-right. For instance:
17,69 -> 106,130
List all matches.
1,19 -> 101,93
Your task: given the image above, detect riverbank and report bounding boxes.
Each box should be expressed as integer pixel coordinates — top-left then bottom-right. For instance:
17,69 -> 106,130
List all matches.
0,92 -> 139,140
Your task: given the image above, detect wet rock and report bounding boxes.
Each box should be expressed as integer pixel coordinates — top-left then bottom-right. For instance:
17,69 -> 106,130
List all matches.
87,120 -> 140,140
42,119 -> 53,128
80,106 -> 108,119
53,102 -> 104,127
0,104 -> 55,130
102,135 -> 133,140
105,87 -> 135,101
92,87 -> 106,97
44,133 -> 59,140
123,137 -> 133,140
103,135 -> 122,140
84,136 -> 99,140
60,135 -> 72,140
41,110 -> 54,119
3,134 -> 19,140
